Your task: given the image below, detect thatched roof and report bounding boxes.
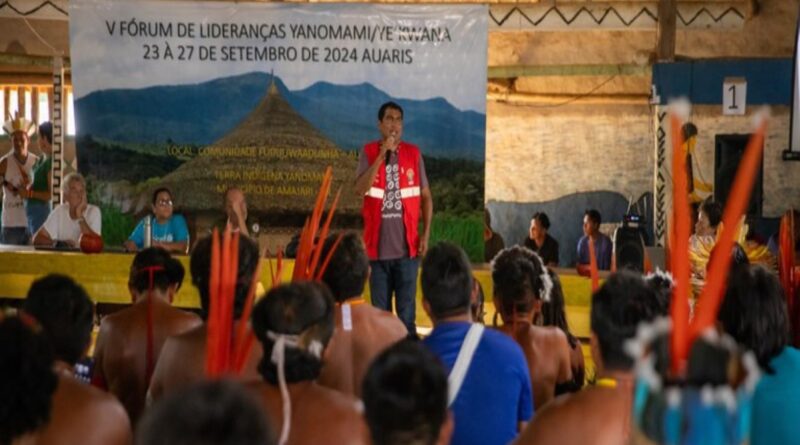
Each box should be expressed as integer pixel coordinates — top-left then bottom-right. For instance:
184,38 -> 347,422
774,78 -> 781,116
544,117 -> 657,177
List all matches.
160,76 -> 360,218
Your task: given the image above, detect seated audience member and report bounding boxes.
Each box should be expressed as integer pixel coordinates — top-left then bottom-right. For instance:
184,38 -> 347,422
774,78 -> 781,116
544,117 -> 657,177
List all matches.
484,209 -> 505,263
248,282 -> 368,445
92,248 -> 202,424
717,264 -> 800,445
137,380 -> 273,445
317,232 -> 407,397
688,200 -> 723,284
492,246 -> 573,408
362,339 -> 453,445
22,274 -> 132,445
33,172 -> 101,248
125,187 -> 189,253
0,315 -> 58,444
515,271 -> 662,445
422,242 -> 533,445
576,209 -> 612,271
541,270 -> 585,395
523,212 -> 559,267
26,121 -> 53,236
148,235 -> 262,403
1,113 -> 37,245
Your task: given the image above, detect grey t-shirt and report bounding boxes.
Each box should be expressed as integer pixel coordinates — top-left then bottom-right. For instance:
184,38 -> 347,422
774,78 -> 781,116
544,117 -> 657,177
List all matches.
357,147 -> 428,260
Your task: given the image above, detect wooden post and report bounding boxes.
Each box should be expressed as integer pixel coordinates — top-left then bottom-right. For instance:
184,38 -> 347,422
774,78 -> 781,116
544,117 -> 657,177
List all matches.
32,87 -> 40,124
3,86 -> 9,121
52,57 -> 65,207
16,86 -> 24,118
656,0 -> 677,62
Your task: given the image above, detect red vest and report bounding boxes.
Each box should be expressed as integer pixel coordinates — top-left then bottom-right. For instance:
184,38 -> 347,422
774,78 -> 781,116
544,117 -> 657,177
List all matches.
362,141 -> 422,260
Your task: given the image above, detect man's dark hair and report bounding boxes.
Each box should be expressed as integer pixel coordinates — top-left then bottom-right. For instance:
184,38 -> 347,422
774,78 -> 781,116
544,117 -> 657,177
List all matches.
0,316 -> 58,445
491,246 -> 549,315
717,264 -> 790,373
700,199 -> 723,228
151,187 -> 172,205
320,232 -> 368,303
38,121 -> 53,144
584,209 -> 602,226
252,282 -> 334,385
191,235 -> 259,320
421,242 -> 472,320
378,101 -> 403,121
136,380 -> 274,445
130,247 -> 185,294
682,122 -> 698,140
644,271 -> 674,316
532,212 -> 550,230
484,209 -> 492,228
23,274 -> 94,365
541,270 -> 578,349
363,339 -> 448,445
591,271 -> 661,371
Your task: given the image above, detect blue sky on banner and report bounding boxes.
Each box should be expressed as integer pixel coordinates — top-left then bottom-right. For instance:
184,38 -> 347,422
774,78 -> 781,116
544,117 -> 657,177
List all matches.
69,0 -> 488,113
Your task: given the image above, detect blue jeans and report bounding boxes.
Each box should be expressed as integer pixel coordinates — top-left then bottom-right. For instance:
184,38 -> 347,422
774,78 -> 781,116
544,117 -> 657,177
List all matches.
25,199 -> 51,236
369,257 -> 419,336
1,227 -> 30,245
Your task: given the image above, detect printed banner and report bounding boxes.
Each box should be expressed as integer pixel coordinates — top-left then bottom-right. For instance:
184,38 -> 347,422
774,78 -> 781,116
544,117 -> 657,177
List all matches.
69,0 -> 487,259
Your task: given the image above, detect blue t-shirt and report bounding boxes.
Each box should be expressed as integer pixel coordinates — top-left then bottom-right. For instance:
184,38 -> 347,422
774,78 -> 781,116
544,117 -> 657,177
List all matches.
576,233 -> 613,270
752,347 -> 800,445
423,321 -> 533,445
128,214 -> 189,249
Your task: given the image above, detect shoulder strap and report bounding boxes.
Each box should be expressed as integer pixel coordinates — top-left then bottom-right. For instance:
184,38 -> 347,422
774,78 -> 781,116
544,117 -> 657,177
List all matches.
447,323 -> 484,407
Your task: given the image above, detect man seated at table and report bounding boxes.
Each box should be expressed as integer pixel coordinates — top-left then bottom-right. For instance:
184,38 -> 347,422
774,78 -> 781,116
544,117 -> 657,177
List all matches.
523,212 -> 559,267
576,209 -> 612,272
216,187 -> 260,237
92,248 -> 201,425
33,172 -> 101,248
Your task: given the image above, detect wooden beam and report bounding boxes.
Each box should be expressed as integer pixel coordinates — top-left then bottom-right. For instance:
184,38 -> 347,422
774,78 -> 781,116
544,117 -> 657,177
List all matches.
0,53 -> 70,69
487,91 -> 650,106
656,0 -> 677,61
489,64 -> 650,79
0,73 -> 72,85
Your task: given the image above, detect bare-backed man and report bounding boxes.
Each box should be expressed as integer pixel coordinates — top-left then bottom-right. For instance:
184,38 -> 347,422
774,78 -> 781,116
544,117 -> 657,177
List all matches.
317,232 -> 408,397
92,248 -> 201,424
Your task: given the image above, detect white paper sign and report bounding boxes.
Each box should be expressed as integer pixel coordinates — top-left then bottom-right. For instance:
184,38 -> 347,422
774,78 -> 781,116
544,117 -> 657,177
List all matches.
723,77 -> 747,116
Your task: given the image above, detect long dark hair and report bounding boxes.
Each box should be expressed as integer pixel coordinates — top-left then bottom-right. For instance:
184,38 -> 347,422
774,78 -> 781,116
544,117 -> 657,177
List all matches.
541,270 -> 578,349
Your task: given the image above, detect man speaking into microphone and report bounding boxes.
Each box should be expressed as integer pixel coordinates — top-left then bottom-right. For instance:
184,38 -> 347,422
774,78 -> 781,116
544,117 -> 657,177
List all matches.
354,101 -> 433,336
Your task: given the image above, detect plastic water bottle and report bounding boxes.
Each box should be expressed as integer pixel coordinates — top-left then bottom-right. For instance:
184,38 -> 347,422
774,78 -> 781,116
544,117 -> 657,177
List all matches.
143,215 -> 152,248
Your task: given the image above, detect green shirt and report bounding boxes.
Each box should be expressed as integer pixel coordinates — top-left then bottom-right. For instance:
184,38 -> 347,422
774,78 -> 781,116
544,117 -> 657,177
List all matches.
30,156 -> 52,201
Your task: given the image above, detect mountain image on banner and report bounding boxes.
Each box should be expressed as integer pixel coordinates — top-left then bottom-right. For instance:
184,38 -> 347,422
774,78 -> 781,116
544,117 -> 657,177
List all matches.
74,71 -> 486,160
157,77 -> 362,217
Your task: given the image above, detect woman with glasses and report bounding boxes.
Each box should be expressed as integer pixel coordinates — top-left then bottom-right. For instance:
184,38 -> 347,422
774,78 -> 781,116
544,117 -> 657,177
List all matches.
124,187 -> 189,253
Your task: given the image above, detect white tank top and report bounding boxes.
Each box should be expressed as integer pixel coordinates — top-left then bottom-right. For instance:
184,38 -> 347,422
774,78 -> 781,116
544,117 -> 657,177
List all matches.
2,151 -> 38,228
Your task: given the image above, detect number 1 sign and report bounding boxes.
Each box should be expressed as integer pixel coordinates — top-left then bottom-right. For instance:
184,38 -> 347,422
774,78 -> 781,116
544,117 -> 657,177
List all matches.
723,77 -> 747,116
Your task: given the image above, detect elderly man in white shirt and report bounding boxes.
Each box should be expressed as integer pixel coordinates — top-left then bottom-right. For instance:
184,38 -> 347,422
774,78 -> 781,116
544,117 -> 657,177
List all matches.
34,172 -> 101,248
